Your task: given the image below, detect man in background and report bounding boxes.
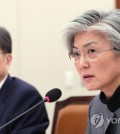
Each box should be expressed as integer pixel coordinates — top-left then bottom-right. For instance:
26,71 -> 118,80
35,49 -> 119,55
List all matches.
0,26 -> 49,133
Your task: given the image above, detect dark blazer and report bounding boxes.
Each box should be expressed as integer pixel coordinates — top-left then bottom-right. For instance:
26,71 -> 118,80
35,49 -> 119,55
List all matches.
0,75 -> 49,134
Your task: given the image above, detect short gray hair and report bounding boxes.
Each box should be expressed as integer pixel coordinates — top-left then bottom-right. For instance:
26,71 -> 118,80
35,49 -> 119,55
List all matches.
62,8 -> 120,54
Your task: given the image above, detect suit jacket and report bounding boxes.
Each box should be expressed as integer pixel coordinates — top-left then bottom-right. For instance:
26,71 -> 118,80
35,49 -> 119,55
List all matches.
0,75 -> 49,134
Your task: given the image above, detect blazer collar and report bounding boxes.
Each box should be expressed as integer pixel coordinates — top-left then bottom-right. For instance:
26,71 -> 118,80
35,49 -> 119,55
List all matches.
0,75 -> 13,101
100,85 -> 120,112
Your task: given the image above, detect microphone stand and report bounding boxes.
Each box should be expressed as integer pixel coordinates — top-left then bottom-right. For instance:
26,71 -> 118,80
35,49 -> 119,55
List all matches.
0,98 -> 47,130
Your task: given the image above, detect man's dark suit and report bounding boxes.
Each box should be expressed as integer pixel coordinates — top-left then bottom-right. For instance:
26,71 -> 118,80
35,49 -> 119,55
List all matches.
0,75 -> 49,134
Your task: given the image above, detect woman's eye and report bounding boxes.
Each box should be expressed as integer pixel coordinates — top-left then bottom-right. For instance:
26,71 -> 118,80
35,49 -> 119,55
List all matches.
73,52 -> 80,56
88,49 -> 97,53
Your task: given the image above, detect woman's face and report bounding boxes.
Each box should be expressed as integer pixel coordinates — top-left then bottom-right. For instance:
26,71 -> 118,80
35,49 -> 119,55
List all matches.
73,31 -> 120,95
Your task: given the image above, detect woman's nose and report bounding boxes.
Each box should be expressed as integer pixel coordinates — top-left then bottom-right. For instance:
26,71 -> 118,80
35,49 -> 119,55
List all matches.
77,55 -> 90,69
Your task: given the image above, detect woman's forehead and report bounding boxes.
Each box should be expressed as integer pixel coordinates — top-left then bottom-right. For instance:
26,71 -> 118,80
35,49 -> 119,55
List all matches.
73,31 -> 112,48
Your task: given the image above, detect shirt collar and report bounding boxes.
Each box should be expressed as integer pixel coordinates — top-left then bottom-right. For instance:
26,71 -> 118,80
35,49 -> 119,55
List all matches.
0,75 -> 8,90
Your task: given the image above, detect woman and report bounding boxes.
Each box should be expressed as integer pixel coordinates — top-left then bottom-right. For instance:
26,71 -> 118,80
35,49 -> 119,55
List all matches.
62,9 -> 120,134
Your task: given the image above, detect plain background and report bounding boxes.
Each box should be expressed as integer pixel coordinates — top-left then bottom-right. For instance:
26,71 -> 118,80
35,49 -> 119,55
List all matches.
0,0 -> 115,133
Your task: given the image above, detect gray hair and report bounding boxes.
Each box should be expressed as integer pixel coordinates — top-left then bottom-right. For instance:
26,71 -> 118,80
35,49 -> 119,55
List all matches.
0,26 -> 12,54
62,8 -> 120,54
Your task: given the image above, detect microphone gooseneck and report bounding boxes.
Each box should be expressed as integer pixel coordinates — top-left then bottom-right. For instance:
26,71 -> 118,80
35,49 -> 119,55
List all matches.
0,88 -> 62,130
0,99 -> 45,130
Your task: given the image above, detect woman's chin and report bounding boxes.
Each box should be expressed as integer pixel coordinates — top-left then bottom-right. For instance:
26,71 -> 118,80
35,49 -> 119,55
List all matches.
87,88 -> 97,91
85,85 -> 98,91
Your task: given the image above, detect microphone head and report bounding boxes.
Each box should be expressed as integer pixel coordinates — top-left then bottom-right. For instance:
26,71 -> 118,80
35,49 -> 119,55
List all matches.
45,88 -> 62,102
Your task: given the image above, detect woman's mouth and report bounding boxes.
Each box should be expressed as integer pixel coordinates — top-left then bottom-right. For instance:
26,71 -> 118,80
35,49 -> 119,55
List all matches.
83,74 -> 94,82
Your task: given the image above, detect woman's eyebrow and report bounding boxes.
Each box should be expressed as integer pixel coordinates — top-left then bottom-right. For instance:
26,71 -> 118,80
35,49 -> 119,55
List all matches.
72,46 -> 78,49
73,41 -> 98,49
83,41 -> 98,48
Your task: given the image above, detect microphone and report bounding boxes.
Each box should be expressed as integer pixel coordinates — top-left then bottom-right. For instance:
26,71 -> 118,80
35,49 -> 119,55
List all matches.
0,88 -> 62,130
45,88 -> 62,102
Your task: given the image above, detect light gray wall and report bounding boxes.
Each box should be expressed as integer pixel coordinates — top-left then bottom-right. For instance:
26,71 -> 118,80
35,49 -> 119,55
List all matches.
0,0 -> 115,133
